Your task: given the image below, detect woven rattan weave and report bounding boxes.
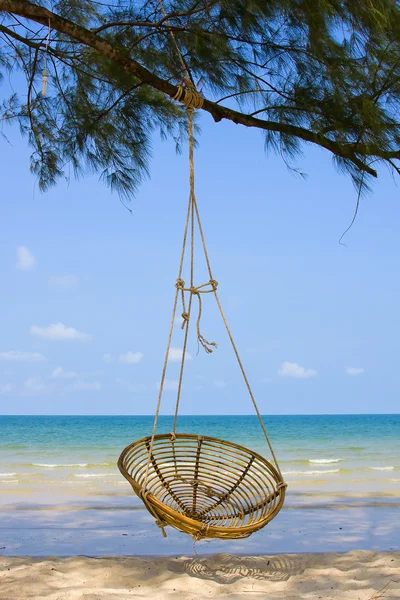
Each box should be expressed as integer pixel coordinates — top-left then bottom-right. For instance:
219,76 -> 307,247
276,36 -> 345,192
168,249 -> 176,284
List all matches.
118,433 -> 286,540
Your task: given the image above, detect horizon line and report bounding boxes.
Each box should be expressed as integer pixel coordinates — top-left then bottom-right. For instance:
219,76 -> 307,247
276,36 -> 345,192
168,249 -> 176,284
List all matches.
1,413 -> 398,417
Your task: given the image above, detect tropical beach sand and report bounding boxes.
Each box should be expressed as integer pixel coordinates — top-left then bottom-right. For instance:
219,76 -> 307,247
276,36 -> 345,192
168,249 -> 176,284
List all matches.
1,550 -> 399,599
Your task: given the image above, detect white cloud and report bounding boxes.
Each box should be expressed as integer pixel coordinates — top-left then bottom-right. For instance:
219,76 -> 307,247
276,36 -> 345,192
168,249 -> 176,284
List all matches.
119,351 -> 144,364
345,367 -> 364,376
73,381 -> 102,391
0,351 -> 46,362
23,377 -> 53,396
52,367 -> 77,380
279,361 -> 317,379
49,275 -> 79,289
16,246 -> 36,271
30,323 -> 92,341
214,380 -> 227,389
0,383 -> 15,395
103,353 -> 112,364
168,347 -> 193,362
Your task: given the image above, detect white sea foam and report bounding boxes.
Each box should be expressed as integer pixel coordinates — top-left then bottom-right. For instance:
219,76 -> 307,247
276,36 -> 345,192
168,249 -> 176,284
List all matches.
33,463 -> 89,468
74,473 -> 109,478
368,466 -> 395,471
282,469 -> 340,476
308,459 -> 342,464
0,479 -> 18,484
0,472 -> 17,477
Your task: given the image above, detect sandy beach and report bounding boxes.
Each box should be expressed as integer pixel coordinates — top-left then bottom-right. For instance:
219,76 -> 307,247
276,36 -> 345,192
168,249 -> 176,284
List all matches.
1,550 -> 399,599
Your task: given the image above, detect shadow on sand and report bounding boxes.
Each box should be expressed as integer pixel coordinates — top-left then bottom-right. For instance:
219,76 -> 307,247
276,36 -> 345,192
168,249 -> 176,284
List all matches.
168,552 -> 305,584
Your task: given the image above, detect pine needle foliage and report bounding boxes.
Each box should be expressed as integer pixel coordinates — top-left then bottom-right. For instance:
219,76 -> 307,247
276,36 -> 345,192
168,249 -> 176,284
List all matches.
1,0 -> 400,196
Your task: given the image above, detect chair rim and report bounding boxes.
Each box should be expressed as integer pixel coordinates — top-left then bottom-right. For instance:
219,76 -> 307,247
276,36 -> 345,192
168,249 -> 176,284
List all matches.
118,432 -> 286,537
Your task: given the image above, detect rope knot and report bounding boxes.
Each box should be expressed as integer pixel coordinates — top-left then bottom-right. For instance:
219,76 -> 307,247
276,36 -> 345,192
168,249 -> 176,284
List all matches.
209,279 -> 218,291
176,278 -> 185,290
155,519 -> 168,538
173,82 -> 204,110
170,431 -> 176,442
277,482 -> 288,491
194,522 -> 211,541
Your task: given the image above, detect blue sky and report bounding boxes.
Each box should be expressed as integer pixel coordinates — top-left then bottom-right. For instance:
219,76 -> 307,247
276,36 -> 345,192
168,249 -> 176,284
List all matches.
1,111 -> 399,415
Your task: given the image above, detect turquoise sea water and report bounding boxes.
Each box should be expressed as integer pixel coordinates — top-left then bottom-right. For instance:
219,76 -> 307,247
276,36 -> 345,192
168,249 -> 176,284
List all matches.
0,415 -> 399,555
1,414 -> 399,494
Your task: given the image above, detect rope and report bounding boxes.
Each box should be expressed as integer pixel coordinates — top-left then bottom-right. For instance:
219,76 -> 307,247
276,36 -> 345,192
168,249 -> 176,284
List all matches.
142,170 -> 193,492
156,0 -> 204,110
142,108 -> 208,501
140,0 -> 285,533
139,489 -> 168,538
172,277 -> 193,433
175,278 -> 218,355
191,196 -> 285,481
174,84 -> 204,110
156,0 -> 192,85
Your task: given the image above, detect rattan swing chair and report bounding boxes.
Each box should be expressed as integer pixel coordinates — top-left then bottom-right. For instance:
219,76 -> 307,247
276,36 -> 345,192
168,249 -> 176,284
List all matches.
118,78 -> 287,541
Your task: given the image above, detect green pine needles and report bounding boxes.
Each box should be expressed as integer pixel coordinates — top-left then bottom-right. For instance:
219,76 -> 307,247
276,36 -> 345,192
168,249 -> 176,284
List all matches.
1,0 -> 400,197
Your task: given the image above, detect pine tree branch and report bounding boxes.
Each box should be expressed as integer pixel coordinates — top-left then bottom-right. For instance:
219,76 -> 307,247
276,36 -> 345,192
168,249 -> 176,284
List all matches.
0,0 -> 392,177
345,143 -> 400,160
92,2 -> 213,34
0,23 -> 43,49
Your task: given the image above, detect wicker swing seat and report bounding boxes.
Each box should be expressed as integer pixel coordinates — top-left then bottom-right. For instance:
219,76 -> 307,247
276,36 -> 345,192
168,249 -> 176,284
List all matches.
118,433 -> 286,540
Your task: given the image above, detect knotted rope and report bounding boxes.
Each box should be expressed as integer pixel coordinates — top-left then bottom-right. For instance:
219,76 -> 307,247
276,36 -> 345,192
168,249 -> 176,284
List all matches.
138,0 -> 285,540
175,277 -> 218,354
174,82 -> 204,110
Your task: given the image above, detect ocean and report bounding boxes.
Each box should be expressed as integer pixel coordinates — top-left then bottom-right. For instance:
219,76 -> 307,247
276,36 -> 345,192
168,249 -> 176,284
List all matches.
0,414 -> 399,555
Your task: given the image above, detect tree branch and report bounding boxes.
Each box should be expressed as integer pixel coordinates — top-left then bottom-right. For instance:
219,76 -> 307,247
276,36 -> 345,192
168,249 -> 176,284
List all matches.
345,143 -> 400,160
92,2 -> 213,34
0,23 -> 43,49
0,0 -> 391,176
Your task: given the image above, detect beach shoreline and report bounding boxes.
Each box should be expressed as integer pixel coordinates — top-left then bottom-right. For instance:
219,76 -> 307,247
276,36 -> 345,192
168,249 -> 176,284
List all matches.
1,550 -> 399,599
